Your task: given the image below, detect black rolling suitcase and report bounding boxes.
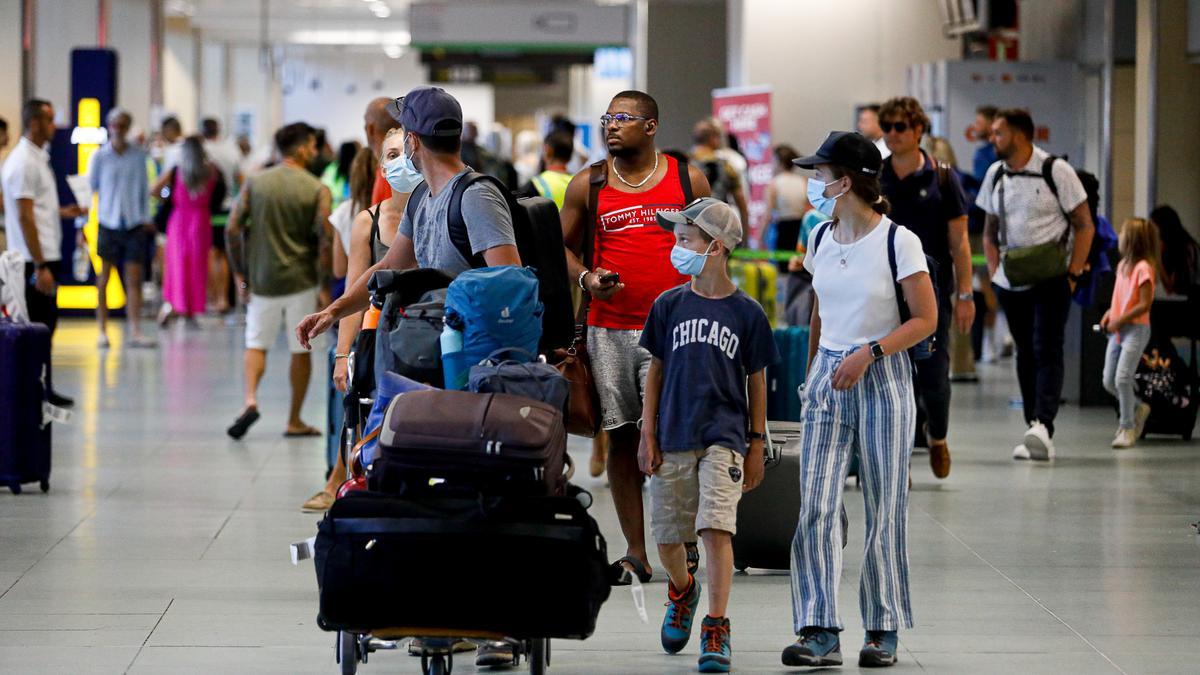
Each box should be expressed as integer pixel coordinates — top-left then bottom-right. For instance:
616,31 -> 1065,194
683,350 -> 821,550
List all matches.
314,490 -> 611,639
732,422 -> 802,571
0,318 -> 52,494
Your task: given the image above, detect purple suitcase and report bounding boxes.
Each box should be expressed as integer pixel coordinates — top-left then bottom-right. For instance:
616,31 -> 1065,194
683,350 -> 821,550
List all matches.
0,319 -> 52,493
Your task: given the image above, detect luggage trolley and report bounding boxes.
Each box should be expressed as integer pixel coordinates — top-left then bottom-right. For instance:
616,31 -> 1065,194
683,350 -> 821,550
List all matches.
334,631 -> 551,675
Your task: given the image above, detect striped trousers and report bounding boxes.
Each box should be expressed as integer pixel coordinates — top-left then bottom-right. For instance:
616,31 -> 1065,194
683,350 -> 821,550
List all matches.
790,347 -> 915,632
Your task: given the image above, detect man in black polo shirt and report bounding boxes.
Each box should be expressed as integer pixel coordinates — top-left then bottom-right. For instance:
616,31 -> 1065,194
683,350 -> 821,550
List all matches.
879,96 -> 974,480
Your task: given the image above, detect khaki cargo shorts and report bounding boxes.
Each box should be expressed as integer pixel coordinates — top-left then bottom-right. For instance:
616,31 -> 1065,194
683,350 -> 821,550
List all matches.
650,445 -> 745,544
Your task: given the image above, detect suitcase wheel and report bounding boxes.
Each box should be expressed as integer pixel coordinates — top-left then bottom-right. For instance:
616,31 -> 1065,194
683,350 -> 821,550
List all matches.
8,482 -> 20,495
529,638 -> 550,675
40,479 -> 49,493
337,631 -> 359,675
421,653 -> 450,675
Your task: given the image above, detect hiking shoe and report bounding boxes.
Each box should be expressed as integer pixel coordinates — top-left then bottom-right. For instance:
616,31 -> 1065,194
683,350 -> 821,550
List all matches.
929,438 -> 951,479
1012,443 -> 1031,461
858,630 -> 898,668
1023,421 -> 1055,461
781,626 -> 841,667
1134,402 -> 1151,438
1111,427 -> 1137,449
661,574 -> 701,654
698,616 -> 731,673
475,640 -> 518,666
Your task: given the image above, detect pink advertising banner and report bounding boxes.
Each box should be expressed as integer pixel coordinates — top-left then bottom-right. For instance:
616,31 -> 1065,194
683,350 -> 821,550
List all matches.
712,86 -> 772,248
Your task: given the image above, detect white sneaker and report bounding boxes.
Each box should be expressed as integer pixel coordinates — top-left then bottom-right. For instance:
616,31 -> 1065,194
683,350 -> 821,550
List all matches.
1012,443 -> 1031,460
97,333 -> 110,349
1134,403 -> 1151,439
1022,422 -> 1055,461
1111,428 -> 1137,449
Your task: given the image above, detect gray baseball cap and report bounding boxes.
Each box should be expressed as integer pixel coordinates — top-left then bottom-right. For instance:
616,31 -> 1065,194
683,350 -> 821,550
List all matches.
656,197 -> 743,249
386,86 -> 463,137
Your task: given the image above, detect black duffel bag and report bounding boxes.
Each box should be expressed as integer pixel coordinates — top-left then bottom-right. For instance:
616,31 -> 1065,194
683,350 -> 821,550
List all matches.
314,491 -> 610,638
368,268 -> 454,388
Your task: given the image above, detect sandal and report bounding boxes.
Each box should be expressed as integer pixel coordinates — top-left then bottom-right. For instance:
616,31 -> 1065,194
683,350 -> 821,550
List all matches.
283,425 -> 321,437
227,407 -> 260,440
685,542 -> 700,576
609,555 -> 652,586
301,490 -> 335,512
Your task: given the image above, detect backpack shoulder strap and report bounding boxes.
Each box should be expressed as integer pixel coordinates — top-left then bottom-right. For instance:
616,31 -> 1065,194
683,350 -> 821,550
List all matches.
405,181 -> 429,226
584,160 -> 607,270
446,171 -> 500,269
1041,156 -> 1060,199
368,203 -> 383,265
811,220 -> 833,255
676,154 -> 694,205
887,222 -> 911,322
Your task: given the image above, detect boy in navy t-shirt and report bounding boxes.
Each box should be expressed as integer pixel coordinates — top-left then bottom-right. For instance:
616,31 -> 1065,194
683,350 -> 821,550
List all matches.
639,197 -> 779,673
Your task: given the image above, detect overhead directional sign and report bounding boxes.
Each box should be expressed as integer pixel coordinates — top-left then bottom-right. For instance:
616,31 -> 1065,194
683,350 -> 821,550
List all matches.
410,1 -> 628,51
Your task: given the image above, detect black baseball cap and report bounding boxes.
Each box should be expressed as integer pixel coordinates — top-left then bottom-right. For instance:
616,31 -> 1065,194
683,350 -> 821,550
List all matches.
386,86 -> 463,137
793,131 -> 882,175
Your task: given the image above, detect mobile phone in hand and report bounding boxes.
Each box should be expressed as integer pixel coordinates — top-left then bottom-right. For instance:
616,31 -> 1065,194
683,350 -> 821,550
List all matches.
598,272 -> 620,286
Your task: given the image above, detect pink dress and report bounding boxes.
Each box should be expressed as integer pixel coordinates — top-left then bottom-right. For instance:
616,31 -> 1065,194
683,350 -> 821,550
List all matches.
162,172 -> 215,316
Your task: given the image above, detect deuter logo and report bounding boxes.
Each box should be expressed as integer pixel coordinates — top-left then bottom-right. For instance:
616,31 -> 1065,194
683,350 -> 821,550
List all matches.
499,306 -> 512,323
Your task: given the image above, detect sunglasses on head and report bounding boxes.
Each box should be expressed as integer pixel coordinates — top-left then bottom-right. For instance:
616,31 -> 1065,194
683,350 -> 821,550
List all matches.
880,120 -> 909,134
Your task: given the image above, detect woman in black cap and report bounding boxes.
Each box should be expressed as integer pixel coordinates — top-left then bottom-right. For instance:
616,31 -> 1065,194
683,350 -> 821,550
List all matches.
781,131 -> 936,669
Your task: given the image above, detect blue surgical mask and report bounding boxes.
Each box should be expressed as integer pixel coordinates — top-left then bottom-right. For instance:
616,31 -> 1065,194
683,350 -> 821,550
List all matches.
384,143 -> 423,193
807,177 -> 845,216
670,242 -> 715,277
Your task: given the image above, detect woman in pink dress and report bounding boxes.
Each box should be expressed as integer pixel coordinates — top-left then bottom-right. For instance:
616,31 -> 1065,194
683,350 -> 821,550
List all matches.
158,136 -> 221,324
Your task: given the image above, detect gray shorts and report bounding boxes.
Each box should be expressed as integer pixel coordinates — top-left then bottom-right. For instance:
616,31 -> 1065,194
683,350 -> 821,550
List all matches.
650,445 -> 745,544
588,326 -> 652,430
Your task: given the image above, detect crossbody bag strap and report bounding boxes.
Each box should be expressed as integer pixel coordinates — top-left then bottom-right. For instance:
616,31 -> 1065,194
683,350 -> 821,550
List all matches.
676,155 -> 694,204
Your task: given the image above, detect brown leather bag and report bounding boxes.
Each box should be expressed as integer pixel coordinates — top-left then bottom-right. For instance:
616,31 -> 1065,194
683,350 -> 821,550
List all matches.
550,161 -> 607,438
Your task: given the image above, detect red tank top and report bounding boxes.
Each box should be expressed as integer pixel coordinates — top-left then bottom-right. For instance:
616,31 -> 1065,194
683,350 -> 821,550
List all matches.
589,155 -> 690,330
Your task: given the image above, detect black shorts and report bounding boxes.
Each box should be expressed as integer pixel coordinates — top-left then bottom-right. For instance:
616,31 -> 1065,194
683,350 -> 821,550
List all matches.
97,226 -> 150,267
212,224 -> 226,252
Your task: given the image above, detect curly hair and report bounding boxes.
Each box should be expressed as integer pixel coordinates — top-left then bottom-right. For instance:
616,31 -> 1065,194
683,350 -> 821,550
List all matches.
879,96 -> 931,137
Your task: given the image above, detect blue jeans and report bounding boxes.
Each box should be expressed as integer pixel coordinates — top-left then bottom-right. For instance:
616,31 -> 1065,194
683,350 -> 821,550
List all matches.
1102,324 -> 1151,429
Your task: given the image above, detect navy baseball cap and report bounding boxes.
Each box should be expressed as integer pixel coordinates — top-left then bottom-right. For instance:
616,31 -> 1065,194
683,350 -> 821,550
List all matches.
386,86 -> 463,137
793,131 -> 882,175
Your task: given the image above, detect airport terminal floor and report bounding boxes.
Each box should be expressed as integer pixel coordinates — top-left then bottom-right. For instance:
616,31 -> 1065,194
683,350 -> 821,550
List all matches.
1,317 -> 1198,675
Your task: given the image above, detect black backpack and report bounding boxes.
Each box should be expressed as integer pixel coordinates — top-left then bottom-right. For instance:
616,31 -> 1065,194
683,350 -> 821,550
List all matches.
406,174 -> 574,355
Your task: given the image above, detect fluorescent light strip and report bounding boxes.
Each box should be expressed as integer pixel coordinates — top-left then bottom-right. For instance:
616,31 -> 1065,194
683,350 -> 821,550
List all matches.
288,30 -> 412,45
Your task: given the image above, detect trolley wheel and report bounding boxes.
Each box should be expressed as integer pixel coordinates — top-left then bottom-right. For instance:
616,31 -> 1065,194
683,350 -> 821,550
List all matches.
529,638 -> 549,674
422,653 -> 450,675
40,479 -> 49,493
8,482 -> 21,495
337,631 -> 358,675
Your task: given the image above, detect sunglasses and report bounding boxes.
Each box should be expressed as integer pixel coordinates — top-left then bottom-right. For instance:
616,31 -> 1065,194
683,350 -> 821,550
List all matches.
600,113 -> 651,127
880,120 -> 910,134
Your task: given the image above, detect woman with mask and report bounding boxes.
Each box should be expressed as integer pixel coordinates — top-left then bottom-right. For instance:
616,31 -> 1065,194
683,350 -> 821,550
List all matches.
302,128 -> 409,512
780,132 -> 936,669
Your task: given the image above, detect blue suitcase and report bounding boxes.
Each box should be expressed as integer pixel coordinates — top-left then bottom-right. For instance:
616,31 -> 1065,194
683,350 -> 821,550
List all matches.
0,319 -> 52,494
767,326 -> 809,422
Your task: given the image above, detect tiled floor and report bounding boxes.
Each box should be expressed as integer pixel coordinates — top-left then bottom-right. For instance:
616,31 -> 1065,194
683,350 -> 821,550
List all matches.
2,318 -> 1198,674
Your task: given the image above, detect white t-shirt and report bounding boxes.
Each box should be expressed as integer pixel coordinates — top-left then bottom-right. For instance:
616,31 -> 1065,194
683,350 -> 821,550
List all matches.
803,215 -> 928,351
2,137 -> 62,262
328,200 -> 355,259
874,137 -> 891,161
975,144 -> 1087,290
203,138 -> 241,210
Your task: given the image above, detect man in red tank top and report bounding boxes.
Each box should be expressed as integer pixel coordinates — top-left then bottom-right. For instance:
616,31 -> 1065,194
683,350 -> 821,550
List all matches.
560,91 -> 711,585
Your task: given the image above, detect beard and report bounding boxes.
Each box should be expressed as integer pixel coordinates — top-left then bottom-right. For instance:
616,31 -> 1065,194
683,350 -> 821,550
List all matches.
994,143 -> 1012,160
607,140 -> 637,159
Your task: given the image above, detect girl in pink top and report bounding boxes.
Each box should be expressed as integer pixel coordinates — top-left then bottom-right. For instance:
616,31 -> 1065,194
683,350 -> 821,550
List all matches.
1100,217 -> 1160,448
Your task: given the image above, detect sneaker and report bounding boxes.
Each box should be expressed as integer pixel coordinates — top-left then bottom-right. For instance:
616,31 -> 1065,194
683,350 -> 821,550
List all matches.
1012,443 -> 1031,461
1134,402 -> 1152,439
97,333 -> 110,349
781,626 -> 842,667
858,630 -> 898,668
661,573 -> 701,654
1111,427 -> 1137,449
407,638 -> 475,656
1022,421 -> 1055,461
475,640 -> 517,667
698,616 -> 731,673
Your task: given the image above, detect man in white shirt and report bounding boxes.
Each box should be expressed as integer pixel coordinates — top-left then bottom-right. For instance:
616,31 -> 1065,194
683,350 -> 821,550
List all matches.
2,99 -> 85,407
977,108 -> 1094,462
857,104 -> 891,161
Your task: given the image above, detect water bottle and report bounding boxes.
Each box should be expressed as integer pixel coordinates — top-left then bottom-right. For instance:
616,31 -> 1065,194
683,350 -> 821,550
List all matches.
440,324 -> 466,389
72,244 -> 90,282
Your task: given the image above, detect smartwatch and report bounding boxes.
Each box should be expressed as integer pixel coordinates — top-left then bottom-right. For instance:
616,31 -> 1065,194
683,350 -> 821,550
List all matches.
1067,270 -> 1083,284
869,340 -> 886,361
956,291 -> 973,302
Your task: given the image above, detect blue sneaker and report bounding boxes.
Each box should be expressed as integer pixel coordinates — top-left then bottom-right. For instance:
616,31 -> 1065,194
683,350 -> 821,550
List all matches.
858,630 -> 898,668
781,626 -> 842,667
660,574 -> 701,654
698,615 -> 731,672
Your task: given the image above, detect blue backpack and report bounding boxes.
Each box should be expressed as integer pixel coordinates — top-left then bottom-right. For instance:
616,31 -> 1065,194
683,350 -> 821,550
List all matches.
444,266 -> 544,385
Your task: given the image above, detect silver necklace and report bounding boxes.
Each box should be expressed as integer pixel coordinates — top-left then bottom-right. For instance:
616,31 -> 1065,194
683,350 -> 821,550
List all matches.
612,152 -> 659,189
834,233 -> 864,269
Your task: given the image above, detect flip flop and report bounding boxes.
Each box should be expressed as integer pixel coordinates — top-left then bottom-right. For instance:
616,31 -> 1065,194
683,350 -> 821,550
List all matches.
227,408 -> 260,440
609,555 -> 652,586
283,426 -> 321,437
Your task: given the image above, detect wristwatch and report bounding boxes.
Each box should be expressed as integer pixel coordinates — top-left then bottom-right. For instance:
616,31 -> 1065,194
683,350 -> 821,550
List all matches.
1067,270 -> 1084,283
746,431 -> 766,442
956,291 -> 973,302
869,340 -> 886,361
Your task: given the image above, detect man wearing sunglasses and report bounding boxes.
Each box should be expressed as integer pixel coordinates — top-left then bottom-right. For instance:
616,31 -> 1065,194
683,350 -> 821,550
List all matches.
559,90 -> 711,587
879,96 -> 973,480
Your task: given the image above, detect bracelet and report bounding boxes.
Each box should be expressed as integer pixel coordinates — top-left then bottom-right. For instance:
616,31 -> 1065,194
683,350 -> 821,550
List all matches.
334,353 -> 351,360
577,269 -> 590,290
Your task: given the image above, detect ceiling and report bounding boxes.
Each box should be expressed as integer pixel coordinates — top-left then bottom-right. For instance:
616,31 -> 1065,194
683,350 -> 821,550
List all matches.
169,0 -> 414,46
